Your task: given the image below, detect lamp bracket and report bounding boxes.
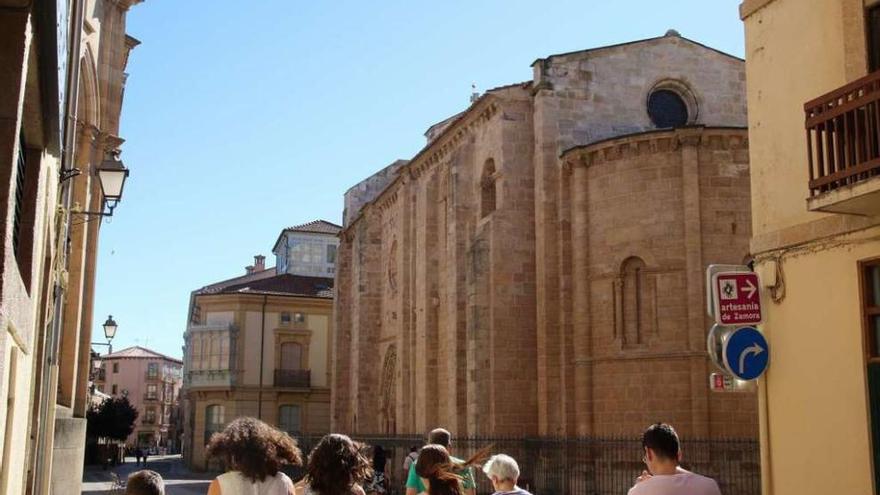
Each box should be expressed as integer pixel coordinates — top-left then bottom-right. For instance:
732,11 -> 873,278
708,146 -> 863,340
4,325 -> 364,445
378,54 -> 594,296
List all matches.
60,168 -> 81,182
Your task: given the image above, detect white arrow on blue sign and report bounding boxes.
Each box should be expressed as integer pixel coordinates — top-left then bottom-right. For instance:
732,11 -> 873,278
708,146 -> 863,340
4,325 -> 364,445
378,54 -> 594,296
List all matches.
722,326 -> 769,381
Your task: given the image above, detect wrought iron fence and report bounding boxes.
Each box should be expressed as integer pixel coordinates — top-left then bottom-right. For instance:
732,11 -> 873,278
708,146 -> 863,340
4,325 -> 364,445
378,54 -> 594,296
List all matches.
290,434 -> 760,495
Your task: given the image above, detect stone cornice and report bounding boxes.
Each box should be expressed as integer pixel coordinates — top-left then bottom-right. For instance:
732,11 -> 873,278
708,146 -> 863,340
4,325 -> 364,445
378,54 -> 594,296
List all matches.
562,126 -> 749,170
407,97 -> 500,180
375,183 -> 401,213
340,94 -> 502,235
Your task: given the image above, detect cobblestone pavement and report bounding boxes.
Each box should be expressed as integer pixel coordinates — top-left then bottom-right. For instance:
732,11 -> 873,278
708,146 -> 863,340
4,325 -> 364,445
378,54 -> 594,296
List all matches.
82,455 -> 214,495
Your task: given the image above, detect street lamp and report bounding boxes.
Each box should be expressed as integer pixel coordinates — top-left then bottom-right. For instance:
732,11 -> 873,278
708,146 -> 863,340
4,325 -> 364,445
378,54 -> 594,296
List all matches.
68,152 -> 130,219
95,155 -> 129,215
92,315 -> 118,355
102,314 -> 118,342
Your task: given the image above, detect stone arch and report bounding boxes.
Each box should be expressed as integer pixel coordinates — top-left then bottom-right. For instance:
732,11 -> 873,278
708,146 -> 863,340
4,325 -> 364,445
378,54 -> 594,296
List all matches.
78,45 -> 101,128
379,344 -> 397,433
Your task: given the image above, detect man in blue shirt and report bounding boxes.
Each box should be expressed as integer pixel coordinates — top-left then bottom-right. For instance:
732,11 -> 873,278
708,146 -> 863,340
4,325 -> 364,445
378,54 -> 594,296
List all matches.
405,428 -> 476,495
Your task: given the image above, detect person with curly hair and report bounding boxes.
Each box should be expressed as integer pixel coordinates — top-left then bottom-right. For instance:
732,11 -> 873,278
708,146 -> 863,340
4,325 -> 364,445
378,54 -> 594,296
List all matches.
415,444 -> 491,495
297,433 -> 371,495
206,417 -> 303,495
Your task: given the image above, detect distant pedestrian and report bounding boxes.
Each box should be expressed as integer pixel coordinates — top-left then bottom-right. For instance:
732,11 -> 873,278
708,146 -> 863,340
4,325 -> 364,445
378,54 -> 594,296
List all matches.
126,470 -> 165,495
297,433 -> 371,495
206,417 -> 302,495
406,429 -> 476,495
366,445 -> 388,494
628,423 -> 722,495
481,454 -> 532,495
414,444 -> 490,495
135,446 -> 143,466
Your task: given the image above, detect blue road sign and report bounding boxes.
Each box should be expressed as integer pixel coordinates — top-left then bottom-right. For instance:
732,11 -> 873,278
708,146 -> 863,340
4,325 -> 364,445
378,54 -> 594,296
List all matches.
722,326 -> 769,381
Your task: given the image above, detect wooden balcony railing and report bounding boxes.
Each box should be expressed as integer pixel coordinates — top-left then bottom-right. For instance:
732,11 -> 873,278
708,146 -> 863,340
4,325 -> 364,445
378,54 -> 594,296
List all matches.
806,70 -> 880,195
274,369 -> 310,388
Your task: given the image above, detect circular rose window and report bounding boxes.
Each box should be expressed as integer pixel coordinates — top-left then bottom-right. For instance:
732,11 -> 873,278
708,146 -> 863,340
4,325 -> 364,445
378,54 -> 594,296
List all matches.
647,89 -> 689,128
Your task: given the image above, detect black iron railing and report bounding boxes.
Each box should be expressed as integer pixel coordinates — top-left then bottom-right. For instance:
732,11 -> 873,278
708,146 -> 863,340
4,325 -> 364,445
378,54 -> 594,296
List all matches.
274,369 -> 310,388
286,434 -> 760,495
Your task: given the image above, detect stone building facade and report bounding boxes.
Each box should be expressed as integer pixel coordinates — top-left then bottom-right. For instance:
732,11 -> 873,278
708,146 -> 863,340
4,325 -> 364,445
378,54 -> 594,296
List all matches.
334,32 -> 757,439
0,1 -> 143,493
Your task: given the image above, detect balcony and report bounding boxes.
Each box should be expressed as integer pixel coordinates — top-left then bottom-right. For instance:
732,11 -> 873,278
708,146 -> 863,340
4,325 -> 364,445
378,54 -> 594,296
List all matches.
145,371 -> 161,381
143,394 -> 158,402
186,369 -> 235,388
805,70 -> 880,215
274,369 -> 310,388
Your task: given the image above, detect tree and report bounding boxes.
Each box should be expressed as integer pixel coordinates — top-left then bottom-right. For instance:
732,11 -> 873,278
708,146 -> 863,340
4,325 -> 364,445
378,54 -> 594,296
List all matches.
87,396 -> 139,441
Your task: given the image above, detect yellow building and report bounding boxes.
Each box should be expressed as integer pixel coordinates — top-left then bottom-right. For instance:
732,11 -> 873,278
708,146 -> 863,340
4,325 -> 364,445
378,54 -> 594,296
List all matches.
182,223 -> 339,469
741,0 -> 880,493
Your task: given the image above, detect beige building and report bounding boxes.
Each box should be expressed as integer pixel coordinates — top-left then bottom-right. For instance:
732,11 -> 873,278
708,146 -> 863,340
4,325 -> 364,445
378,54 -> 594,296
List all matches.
0,0 -> 142,494
335,33 -> 757,439
182,221 -> 339,469
740,0 -> 880,494
94,346 -> 183,450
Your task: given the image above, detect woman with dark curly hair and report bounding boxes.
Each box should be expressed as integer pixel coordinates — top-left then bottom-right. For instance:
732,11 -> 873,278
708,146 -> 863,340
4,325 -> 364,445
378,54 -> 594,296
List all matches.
415,445 -> 491,495
296,433 -> 371,495
206,417 -> 303,495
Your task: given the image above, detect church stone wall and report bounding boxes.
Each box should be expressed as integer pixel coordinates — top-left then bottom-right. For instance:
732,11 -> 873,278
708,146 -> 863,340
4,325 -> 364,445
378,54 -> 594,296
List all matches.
334,34 -> 757,440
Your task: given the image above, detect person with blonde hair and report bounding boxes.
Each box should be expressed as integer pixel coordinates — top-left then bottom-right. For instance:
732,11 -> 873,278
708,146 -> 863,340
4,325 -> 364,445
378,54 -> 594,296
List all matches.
405,428 -> 476,495
414,444 -> 490,495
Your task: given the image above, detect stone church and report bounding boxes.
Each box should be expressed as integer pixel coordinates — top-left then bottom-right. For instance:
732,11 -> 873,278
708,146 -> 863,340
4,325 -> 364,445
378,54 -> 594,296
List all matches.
333,32 -> 757,439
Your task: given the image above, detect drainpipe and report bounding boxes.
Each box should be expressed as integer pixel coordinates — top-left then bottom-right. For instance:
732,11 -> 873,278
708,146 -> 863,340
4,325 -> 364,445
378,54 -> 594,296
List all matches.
257,294 -> 267,420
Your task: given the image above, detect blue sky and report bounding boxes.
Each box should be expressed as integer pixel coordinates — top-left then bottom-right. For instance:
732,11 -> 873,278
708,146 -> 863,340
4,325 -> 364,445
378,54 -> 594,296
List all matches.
94,0 -> 745,358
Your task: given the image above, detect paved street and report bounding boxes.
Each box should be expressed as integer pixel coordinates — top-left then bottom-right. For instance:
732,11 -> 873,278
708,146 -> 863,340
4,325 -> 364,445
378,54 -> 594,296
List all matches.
82,455 -> 213,495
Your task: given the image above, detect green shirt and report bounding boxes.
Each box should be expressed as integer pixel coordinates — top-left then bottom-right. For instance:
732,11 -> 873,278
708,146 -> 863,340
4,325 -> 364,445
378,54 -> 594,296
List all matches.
405,455 -> 475,493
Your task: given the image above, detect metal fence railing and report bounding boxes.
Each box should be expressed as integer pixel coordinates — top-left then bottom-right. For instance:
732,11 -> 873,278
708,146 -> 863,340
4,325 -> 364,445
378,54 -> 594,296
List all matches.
288,434 -> 760,495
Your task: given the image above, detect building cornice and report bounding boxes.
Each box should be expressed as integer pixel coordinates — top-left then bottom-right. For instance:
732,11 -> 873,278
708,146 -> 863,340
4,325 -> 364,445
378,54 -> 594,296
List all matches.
561,126 -> 749,170
340,95 -> 503,234
739,0 -> 777,20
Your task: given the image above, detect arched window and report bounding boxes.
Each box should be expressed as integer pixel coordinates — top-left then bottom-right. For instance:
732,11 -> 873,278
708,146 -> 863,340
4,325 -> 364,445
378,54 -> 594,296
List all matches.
278,405 -> 301,436
204,404 -> 225,444
647,90 -> 688,128
480,159 -> 497,218
646,80 -> 697,129
280,342 -> 303,370
621,257 -> 650,346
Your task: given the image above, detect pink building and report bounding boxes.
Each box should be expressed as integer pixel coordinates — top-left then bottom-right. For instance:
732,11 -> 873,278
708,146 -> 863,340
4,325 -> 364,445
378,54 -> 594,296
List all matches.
94,347 -> 183,450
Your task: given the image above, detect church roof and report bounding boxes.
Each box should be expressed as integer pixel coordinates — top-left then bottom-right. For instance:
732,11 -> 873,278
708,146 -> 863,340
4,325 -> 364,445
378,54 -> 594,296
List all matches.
215,273 -> 334,299
102,346 -> 183,364
531,31 -> 743,67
